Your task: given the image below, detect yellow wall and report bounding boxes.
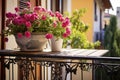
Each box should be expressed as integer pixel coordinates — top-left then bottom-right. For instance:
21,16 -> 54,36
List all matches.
71,0 -> 94,42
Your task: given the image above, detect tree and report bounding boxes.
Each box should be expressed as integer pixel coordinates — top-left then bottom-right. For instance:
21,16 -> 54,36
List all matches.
113,30 -> 120,56
104,15 -> 120,56
63,9 -> 100,49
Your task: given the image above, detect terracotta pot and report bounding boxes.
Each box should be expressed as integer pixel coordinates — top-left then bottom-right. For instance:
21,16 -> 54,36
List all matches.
14,33 -> 48,51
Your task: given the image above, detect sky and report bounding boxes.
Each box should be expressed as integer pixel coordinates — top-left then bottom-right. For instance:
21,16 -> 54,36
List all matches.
109,0 -> 120,15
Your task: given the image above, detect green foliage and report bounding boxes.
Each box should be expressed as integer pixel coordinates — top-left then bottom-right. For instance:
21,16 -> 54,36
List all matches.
104,15 -> 120,56
113,30 -> 120,56
63,9 -> 100,49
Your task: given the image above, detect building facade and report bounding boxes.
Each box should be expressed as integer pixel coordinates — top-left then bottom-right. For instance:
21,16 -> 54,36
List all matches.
117,7 -> 120,29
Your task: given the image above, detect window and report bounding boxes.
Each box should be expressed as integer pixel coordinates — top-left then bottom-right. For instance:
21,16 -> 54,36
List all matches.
36,0 -> 41,6
117,10 -> 119,14
94,1 -> 97,21
18,0 -> 64,13
19,0 -> 30,9
51,0 -> 63,13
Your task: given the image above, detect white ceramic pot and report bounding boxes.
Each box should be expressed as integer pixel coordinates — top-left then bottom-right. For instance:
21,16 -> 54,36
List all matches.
14,33 -> 48,51
51,37 -> 63,52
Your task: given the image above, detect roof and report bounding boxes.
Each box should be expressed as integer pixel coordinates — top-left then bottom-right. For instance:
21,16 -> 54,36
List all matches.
102,0 -> 113,9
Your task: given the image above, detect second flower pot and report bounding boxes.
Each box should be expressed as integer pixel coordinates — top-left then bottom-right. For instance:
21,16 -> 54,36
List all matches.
51,37 -> 63,52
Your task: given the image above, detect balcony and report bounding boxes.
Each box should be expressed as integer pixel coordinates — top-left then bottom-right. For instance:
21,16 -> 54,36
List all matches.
0,49 -> 120,80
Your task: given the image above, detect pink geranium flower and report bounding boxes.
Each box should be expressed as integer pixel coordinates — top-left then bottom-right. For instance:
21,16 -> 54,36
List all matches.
5,2 -> 71,40
30,13 -> 38,21
55,11 -> 62,18
34,6 -> 41,12
62,33 -> 68,38
6,12 -> 17,19
62,18 -> 70,28
15,7 -> 19,12
25,21 -> 31,28
17,33 -> 23,38
49,11 -> 54,17
66,28 -> 71,35
25,31 -> 31,38
59,16 -> 64,22
6,19 -> 11,26
26,2 -> 31,8
45,33 -> 53,39
53,21 -> 57,28
12,17 -> 25,25
24,14 -> 31,21
41,7 -> 46,12
41,15 -> 47,20
62,28 -> 71,38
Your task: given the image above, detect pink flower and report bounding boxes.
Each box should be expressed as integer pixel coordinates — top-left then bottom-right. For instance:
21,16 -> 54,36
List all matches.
62,33 -> 68,38
25,21 -> 31,28
59,16 -> 64,22
65,17 -> 70,25
41,15 -> 46,20
6,19 -> 11,26
62,18 -> 70,28
25,31 -> 31,38
53,21 -> 57,27
30,13 -> 38,21
15,7 -> 19,12
62,22 -> 67,28
45,33 -> 53,39
26,2 -> 31,8
66,28 -> 71,35
49,11 -> 55,17
41,8 -> 46,12
34,6 -> 41,12
6,12 -> 17,19
55,11 -> 62,18
13,18 -> 21,25
6,12 -> 12,18
24,14 -> 31,21
13,17 -> 25,25
5,2 -> 71,40
17,33 -> 23,38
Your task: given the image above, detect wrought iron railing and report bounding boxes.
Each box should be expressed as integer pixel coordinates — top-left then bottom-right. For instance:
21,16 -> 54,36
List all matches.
0,50 -> 120,80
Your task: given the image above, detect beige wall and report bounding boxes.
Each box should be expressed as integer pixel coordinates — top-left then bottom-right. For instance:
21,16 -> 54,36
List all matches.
5,0 -> 18,50
5,1 -> 18,80
30,0 -> 36,9
6,0 -> 18,12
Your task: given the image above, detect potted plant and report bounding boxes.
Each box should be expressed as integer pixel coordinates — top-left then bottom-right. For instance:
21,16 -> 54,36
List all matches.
5,2 -> 71,51
45,11 -> 71,51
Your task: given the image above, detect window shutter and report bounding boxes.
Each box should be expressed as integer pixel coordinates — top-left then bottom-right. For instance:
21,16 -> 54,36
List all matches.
19,0 -> 30,9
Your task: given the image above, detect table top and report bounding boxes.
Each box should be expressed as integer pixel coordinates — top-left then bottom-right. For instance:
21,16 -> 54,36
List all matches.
0,49 -> 109,60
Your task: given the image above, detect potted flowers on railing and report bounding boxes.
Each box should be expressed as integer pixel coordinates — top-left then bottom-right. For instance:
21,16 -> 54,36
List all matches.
5,2 -> 71,51
45,11 -> 71,51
